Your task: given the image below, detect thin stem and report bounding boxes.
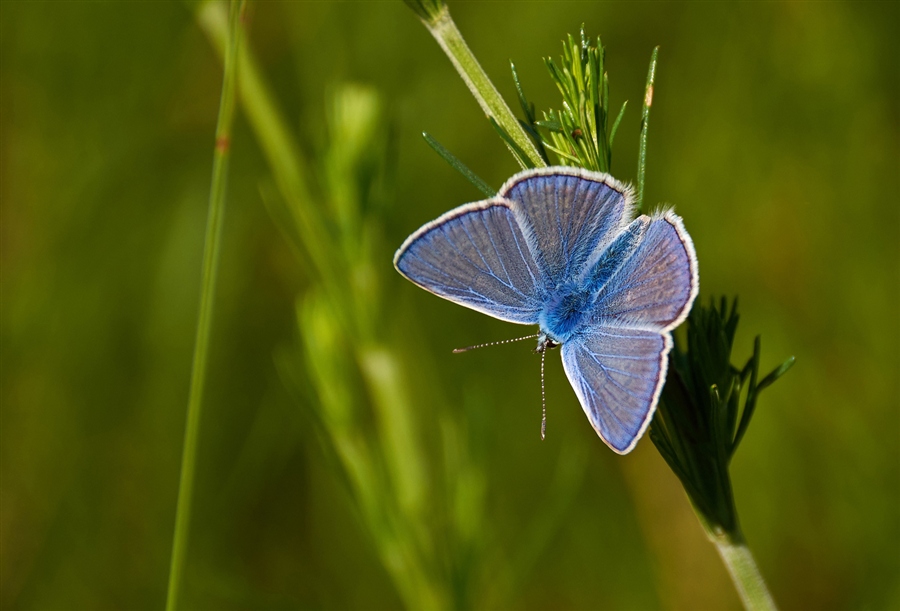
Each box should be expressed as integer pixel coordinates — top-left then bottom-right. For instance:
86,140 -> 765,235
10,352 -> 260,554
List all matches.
635,46 -> 658,212
197,0 -> 352,336
166,1 -> 245,609
423,6 -> 546,168
712,532 -> 778,611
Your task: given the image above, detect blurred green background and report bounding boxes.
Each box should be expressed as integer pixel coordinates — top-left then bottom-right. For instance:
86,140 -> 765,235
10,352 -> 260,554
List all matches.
2,1 -> 898,609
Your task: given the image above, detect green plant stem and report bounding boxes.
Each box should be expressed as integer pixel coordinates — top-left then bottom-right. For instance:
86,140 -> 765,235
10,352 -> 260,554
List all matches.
711,531 -> 778,611
635,46 -> 658,212
423,6 -> 545,168
166,2 -> 244,609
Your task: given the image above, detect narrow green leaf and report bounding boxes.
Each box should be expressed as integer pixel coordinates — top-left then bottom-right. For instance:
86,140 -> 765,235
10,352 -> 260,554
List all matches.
541,141 -> 581,164
535,119 -> 563,132
636,46 -> 659,212
422,132 -> 496,197
756,356 -> 796,392
510,61 -> 550,165
730,336 -> 762,458
608,101 -> 627,150
489,117 -> 535,169
510,61 -> 535,125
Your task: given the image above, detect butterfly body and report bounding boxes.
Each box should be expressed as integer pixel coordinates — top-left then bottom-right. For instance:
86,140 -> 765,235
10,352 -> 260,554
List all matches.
395,167 -> 698,454
539,281 -> 591,342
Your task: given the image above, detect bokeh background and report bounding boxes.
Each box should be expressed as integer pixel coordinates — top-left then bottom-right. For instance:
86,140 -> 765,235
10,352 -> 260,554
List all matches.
2,1 -> 898,609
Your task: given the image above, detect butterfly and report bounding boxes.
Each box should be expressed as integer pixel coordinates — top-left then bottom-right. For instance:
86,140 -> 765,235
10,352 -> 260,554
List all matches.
393,167 -> 698,453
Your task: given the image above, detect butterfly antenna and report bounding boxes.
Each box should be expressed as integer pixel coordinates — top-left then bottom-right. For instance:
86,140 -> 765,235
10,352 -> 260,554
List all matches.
540,347 -> 547,440
452,333 -> 539,354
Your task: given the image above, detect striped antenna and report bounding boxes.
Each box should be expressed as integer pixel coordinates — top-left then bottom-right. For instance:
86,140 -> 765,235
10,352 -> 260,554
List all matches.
540,347 -> 547,440
452,333 -> 539,354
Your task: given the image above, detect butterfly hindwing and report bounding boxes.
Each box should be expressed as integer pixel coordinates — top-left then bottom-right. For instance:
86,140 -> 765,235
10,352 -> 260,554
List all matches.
501,168 -> 633,285
561,326 -> 670,453
394,200 -> 545,324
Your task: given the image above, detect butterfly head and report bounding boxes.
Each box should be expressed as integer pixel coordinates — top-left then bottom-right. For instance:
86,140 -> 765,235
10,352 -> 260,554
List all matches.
535,332 -> 561,354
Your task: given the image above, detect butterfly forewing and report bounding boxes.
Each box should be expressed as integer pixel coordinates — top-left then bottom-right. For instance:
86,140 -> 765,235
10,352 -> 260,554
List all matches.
394,200 -> 545,324
501,168 -> 633,285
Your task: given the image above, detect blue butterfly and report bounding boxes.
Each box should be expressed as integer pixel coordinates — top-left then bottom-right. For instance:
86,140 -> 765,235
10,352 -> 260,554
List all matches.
394,167 -> 698,453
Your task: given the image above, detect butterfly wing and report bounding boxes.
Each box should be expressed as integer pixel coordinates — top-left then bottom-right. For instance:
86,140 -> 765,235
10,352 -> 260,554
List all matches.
394,199 -> 545,324
590,211 -> 699,331
562,327 -> 670,453
562,211 -> 698,453
500,168 -> 633,283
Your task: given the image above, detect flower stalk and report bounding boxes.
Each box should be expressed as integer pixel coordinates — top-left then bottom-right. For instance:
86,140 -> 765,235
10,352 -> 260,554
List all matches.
713,531 -> 778,611
410,2 -> 546,168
